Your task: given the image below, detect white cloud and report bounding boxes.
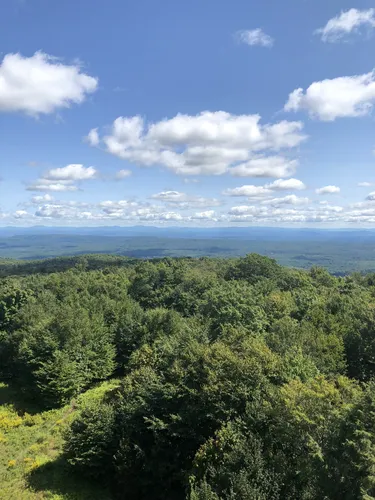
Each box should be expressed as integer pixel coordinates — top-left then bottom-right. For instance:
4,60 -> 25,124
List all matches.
31,194 -> 53,203
11,189 -> 375,226
183,178 -> 199,184
316,185 -> 340,195
17,193 -> 375,226
139,212 -> 183,221
27,179 -> 78,192
225,203 -> 348,224
146,114 -> 304,150
151,190 -> 221,208
27,164 -> 97,192
35,204 -> 82,219
45,164 -> 97,181
10,199 -> 175,223
266,178 -> 306,190
366,191 -> 375,201
115,169 -> 132,179
230,156 -> 298,178
315,8 -> 375,43
223,185 -> 271,198
190,210 -> 217,221
358,181 -> 372,187
0,51 -> 98,116
319,205 -> 344,213
35,200 -> 144,220
262,194 -> 309,206
98,200 -> 139,215
235,29 -> 274,48
86,128 -> 100,146
151,191 -> 189,202
228,205 -> 259,216
13,210 -> 29,219
88,112 -> 306,176
223,178 -> 306,199
285,71 -> 375,121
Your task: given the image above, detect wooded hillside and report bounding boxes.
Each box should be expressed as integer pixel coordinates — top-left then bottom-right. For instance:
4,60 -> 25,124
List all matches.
2,254 -> 375,499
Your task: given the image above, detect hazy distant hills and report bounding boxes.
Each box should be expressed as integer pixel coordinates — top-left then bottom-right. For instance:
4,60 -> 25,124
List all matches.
1,225 -> 375,241
1,226 -> 375,274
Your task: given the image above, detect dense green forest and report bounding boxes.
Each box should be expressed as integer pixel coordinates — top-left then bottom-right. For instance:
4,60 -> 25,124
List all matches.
3,254 -> 375,498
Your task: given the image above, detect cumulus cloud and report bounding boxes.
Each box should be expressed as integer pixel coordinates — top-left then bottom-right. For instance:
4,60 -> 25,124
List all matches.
26,193 -> 216,224
27,180 -> 78,192
139,212 -> 183,222
230,156 -> 298,178
86,128 -> 100,146
35,204 -> 86,219
87,112 -> 306,177
151,191 -> 190,202
228,205 -> 260,216
262,194 -> 309,206
0,52 -> 98,116
316,185 -> 340,195
358,181 -> 372,187
224,200 -> 347,224
151,190 -> 221,208
285,71 -> 375,121
27,164 -> 97,192
17,192 -> 375,226
13,210 -> 30,219
315,8 -> 375,43
319,205 -> 344,213
190,210 -> 217,221
45,164 -> 97,181
35,199 -> 141,220
235,29 -> 274,48
98,200 -> 139,216
31,194 -> 53,203
366,191 -> 375,201
115,169 -> 132,180
223,178 -> 306,199
266,178 -> 306,190
225,204 -> 347,224
223,185 -> 272,198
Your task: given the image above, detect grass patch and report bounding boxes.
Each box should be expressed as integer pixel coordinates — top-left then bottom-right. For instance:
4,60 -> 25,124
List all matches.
0,380 -> 119,499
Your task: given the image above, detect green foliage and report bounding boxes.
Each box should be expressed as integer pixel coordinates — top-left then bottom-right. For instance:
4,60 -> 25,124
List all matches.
4,254 -> 375,499
201,280 -> 266,337
225,253 -> 282,285
0,380 -> 116,500
15,303 -> 115,406
190,420 -> 280,499
65,402 -> 116,477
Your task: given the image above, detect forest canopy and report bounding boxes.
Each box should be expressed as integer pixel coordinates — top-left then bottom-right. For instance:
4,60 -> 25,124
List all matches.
2,254 -> 375,499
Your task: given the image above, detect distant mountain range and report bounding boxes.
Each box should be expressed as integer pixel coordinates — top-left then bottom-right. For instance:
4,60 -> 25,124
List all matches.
1,226 -> 375,274
1,225 -> 375,241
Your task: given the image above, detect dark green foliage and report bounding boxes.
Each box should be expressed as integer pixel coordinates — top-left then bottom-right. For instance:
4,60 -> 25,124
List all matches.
201,280 -> 267,337
322,381 -> 375,499
225,253 -> 282,285
4,253 -> 375,499
190,420 -> 280,500
65,402 -> 116,478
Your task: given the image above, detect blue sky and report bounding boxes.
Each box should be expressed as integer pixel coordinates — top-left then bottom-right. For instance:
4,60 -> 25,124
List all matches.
1,0 -> 375,226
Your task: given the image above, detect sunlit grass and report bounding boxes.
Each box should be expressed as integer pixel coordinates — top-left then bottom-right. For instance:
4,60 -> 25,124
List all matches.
0,380 -> 119,499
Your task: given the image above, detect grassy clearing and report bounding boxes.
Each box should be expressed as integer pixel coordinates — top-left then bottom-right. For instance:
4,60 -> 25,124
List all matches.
0,380 -> 119,499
